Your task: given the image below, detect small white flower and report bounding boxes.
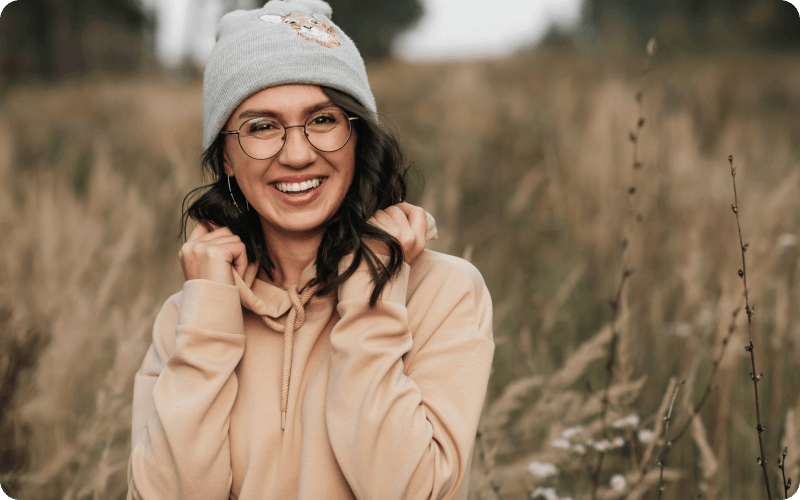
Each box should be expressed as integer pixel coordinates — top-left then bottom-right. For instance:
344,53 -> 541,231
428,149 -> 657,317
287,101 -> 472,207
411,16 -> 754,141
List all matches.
593,439 -> 612,452
526,461 -> 559,479
699,308 -> 714,329
530,487 -> 559,500
646,37 -> 657,57
674,322 -> 691,338
611,414 -> 641,429
612,436 -> 625,448
638,429 -> 655,444
561,426 -> 584,440
572,443 -> 587,454
551,437 -> 571,450
610,474 -> 627,491
778,233 -> 798,249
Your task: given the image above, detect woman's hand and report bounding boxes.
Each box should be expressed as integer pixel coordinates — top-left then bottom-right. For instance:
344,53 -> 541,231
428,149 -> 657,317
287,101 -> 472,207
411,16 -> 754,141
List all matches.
367,202 -> 428,265
179,223 -> 248,285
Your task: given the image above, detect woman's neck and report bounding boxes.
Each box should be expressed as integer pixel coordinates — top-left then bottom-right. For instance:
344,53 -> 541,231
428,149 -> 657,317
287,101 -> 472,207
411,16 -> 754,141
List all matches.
259,221 -> 323,289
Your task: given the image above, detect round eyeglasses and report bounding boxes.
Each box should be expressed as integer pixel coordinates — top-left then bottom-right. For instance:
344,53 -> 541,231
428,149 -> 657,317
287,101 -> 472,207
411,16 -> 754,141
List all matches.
220,108 -> 358,160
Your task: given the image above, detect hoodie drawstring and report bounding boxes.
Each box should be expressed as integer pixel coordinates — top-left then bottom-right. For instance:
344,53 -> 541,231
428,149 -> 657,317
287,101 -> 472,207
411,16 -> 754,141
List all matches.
260,284 -> 319,430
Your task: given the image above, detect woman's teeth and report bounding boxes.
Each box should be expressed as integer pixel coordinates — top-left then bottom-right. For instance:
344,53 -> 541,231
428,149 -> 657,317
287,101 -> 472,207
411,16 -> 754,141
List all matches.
275,178 -> 323,193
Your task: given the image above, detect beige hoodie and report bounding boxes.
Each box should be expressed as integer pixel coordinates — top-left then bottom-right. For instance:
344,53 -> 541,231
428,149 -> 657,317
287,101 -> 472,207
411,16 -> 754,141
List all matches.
127,246 -> 494,500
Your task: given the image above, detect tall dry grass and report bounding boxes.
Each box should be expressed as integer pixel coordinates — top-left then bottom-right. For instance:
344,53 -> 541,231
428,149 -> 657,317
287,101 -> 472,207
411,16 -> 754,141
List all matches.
1,50 -> 799,500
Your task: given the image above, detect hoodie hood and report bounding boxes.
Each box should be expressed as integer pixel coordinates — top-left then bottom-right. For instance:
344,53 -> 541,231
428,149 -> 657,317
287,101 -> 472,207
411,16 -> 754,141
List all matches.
231,209 -> 438,430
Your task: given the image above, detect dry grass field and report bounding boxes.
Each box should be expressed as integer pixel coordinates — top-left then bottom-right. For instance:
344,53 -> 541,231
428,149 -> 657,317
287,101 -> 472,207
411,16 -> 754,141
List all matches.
1,48 -> 799,500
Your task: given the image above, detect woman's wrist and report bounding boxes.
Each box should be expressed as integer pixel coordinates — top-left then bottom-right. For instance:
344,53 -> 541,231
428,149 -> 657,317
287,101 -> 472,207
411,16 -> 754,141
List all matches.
180,279 -> 244,334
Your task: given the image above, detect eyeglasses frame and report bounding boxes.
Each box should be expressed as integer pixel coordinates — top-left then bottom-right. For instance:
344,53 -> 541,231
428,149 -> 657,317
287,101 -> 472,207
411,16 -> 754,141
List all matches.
220,109 -> 359,160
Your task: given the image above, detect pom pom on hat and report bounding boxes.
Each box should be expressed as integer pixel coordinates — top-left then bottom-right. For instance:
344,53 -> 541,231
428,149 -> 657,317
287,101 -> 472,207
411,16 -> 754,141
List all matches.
270,0 -> 333,19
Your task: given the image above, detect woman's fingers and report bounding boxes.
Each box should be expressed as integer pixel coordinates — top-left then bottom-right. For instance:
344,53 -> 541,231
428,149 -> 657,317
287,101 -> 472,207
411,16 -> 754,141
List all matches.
197,225 -> 232,242
382,207 -> 415,248
369,204 -> 428,264
368,210 -> 396,234
230,242 -> 248,280
383,205 -> 408,228
390,203 -> 426,254
180,223 -> 247,284
187,222 -> 232,243
182,224 -> 235,257
194,235 -> 242,247
366,211 -> 392,257
187,221 -> 210,241
396,203 -> 428,243
394,203 -> 437,241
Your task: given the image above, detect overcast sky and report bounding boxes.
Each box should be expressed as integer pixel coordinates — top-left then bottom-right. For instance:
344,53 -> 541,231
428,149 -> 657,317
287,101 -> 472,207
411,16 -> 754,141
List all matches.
143,0 -> 586,67
396,0 -> 584,60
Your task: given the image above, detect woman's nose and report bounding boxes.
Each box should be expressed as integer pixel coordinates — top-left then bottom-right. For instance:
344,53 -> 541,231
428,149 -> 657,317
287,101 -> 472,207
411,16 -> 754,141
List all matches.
278,126 -> 316,168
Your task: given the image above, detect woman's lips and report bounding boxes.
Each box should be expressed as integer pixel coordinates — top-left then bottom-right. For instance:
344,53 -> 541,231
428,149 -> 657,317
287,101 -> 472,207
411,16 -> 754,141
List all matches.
270,178 -> 327,206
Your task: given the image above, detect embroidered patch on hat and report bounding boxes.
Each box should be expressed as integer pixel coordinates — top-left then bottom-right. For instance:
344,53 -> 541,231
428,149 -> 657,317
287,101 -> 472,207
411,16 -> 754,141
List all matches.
259,12 -> 340,48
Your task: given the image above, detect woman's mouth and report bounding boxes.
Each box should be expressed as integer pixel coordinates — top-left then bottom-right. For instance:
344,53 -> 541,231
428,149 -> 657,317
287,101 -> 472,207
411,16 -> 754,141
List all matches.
273,177 -> 325,194
270,176 -> 327,206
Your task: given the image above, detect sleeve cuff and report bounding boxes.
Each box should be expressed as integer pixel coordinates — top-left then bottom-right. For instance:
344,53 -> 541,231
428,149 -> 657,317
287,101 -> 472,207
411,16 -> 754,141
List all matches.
179,279 -> 244,334
338,254 -> 410,306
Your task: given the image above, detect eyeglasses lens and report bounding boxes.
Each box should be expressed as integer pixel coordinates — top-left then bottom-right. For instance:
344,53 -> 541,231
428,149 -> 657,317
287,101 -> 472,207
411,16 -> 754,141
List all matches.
237,109 -> 352,160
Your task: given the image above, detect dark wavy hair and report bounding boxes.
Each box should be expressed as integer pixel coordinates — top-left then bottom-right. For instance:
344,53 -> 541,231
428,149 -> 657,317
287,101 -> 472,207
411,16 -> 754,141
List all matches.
180,86 -> 410,306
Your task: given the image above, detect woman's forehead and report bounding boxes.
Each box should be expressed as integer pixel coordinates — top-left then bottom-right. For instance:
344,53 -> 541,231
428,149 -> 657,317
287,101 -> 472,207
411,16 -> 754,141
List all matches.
230,84 -> 329,122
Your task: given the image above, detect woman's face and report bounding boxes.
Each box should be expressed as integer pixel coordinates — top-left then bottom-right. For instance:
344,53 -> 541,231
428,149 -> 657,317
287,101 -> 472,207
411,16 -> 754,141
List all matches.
222,84 -> 356,238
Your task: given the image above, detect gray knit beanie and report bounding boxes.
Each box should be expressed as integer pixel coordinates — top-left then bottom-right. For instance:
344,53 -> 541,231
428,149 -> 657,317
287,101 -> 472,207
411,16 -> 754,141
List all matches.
202,0 -> 376,149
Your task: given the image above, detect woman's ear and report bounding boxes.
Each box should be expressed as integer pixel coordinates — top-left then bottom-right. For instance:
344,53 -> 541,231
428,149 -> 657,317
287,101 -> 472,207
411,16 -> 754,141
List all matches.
222,144 -> 234,177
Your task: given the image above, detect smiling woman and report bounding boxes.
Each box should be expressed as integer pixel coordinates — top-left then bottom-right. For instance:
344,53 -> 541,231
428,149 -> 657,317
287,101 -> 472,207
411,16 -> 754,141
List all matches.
126,1 -> 495,499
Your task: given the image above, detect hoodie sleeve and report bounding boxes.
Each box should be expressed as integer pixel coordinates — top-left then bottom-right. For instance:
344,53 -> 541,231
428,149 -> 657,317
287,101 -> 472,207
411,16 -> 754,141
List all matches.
326,253 -> 495,500
127,279 -> 245,500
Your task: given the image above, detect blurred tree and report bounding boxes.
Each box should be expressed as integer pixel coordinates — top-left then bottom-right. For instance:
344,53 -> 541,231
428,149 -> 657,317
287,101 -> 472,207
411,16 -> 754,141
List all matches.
324,0 -> 423,59
579,0 -> 800,53
0,0 -> 421,85
0,0 -> 152,84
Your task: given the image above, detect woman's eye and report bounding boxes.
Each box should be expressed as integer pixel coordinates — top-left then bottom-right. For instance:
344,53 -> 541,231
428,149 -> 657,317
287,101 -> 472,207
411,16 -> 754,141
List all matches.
246,119 -> 280,134
310,114 -> 336,125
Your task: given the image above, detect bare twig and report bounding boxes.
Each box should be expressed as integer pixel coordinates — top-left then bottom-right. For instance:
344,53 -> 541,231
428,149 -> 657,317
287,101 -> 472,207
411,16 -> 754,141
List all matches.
629,157 -> 773,498
655,380 -> 685,499
729,154 -> 772,500
589,37 -> 656,500
778,446 -> 791,499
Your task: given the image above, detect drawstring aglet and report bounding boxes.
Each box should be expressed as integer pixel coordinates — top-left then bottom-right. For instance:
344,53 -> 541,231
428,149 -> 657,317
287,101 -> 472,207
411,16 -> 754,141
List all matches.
281,411 -> 286,430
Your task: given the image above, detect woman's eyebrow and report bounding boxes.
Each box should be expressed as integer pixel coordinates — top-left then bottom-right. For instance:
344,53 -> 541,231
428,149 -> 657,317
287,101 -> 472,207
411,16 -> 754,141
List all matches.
237,100 -> 336,120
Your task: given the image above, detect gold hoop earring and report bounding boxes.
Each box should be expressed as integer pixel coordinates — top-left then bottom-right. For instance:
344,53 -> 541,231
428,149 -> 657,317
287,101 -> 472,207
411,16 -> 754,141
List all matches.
228,175 -> 245,214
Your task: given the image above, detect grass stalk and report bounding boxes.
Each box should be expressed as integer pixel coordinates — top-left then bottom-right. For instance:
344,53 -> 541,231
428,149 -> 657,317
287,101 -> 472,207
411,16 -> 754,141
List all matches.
476,430 -> 503,500
671,305 -> 741,443
625,304 -> 740,496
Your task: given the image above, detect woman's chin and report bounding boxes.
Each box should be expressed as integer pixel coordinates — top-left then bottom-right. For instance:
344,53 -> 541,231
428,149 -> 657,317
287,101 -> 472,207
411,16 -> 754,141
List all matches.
258,208 -> 333,236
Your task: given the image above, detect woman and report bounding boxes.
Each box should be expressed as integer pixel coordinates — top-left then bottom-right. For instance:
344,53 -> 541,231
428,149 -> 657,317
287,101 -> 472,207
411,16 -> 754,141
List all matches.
126,1 -> 494,499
